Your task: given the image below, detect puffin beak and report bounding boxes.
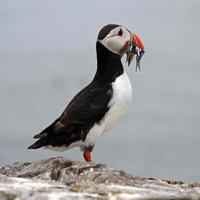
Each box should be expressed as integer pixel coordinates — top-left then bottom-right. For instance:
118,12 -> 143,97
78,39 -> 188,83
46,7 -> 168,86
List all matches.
126,32 -> 145,71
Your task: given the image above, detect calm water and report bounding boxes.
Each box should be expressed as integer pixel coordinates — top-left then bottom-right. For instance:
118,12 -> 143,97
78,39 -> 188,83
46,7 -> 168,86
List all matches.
1,0 -> 200,182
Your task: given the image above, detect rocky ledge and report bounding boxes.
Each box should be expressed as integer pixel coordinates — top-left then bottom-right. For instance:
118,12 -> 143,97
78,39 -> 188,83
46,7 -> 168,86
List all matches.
0,157 -> 200,200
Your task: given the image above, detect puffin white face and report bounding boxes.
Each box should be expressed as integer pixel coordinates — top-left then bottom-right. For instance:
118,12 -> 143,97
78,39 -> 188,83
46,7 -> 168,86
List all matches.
98,26 -> 131,54
98,26 -> 131,55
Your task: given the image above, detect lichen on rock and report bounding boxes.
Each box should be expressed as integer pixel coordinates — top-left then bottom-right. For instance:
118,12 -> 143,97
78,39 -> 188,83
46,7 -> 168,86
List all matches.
0,157 -> 200,200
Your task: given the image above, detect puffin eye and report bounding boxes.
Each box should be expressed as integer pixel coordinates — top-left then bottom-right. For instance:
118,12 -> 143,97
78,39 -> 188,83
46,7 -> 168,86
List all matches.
118,28 -> 123,36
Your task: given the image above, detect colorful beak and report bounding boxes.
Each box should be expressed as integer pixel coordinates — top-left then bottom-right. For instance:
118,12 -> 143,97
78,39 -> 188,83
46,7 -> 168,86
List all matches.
126,32 -> 145,71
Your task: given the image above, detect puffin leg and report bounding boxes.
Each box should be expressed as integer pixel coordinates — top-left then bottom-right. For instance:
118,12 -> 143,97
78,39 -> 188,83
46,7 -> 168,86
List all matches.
83,151 -> 92,162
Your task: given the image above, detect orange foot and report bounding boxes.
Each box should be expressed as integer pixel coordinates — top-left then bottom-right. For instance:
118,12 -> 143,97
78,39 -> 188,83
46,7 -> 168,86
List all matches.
83,151 -> 92,162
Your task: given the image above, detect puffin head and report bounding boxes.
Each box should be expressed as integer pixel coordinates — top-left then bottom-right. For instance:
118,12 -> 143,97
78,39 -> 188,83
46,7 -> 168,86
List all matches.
97,24 -> 145,71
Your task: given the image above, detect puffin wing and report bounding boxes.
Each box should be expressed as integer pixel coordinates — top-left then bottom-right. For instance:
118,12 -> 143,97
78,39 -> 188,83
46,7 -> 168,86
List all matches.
28,81 -> 112,149
61,82 -> 112,125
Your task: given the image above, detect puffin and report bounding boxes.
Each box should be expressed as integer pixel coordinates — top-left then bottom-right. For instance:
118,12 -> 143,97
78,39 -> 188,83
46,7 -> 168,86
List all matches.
28,24 -> 145,162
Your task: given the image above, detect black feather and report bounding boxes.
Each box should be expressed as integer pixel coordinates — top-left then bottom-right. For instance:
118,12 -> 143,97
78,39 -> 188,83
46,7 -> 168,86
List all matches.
97,24 -> 119,40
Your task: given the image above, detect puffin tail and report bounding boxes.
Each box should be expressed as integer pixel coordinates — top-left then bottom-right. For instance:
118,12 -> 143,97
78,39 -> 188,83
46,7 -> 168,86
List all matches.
27,138 -> 47,149
28,117 -> 61,149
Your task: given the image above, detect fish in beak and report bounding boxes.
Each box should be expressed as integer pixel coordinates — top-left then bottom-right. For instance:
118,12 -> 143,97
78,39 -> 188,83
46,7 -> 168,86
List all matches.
126,32 -> 145,71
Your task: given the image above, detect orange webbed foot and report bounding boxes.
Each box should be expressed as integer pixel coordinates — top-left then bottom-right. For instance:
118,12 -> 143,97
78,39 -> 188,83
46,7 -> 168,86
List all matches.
83,151 -> 92,162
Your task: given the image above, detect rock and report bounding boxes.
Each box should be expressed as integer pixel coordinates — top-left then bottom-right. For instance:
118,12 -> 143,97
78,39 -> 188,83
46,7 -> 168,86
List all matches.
0,157 -> 200,200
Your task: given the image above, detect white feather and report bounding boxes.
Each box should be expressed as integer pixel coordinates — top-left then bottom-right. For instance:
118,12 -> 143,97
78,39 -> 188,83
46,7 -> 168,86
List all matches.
45,141 -> 82,152
84,71 -> 132,148
98,26 -> 131,55
45,71 -> 132,152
